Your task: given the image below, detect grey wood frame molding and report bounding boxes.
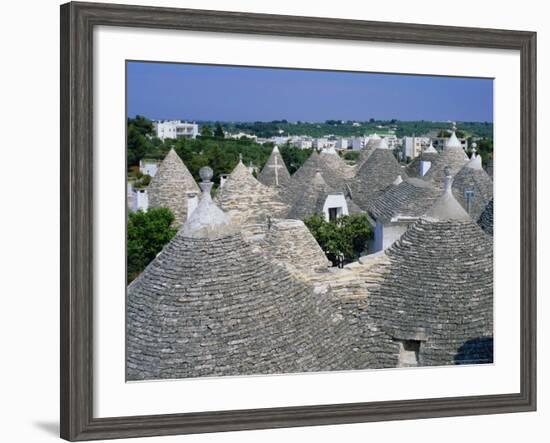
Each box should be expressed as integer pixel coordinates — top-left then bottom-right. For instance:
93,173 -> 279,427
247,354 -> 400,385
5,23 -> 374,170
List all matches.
60,2 -> 536,440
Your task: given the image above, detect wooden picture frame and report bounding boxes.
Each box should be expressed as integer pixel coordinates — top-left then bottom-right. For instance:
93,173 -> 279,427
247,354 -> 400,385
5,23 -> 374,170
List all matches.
60,1 -> 537,440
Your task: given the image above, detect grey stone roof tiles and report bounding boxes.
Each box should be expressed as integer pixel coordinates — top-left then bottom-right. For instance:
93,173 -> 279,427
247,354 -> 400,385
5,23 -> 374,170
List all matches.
287,172 -> 362,220
290,150 -> 355,191
355,144 -> 377,168
258,219 -> 331,274
127,227 -> 366,380
405,152 -> 439,178
347,149 -> 406,210
366,218 -> 493,366
215,161 -> 289,225
367,177 -> 440,223
422,148 -> 468,187
477,198 -> 494,237
147,149 -> 200,226
257,146 -> 291,187
452,163 -> 494,220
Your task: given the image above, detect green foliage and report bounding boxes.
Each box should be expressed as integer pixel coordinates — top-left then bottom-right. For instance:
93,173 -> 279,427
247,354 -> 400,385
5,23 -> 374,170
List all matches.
125,116 -> 317,183
172,137 -> 273,184
214,123 -> 225,138
212,120 -> 493,141
127,208 -> 178,283
200,124 -> 212,137
127,115 -> 154,167
304,214 -> 373,265
468,137 -> 493,167
341,151 -> 360,163
437,129 -> 466,138
280,144 -> 312,174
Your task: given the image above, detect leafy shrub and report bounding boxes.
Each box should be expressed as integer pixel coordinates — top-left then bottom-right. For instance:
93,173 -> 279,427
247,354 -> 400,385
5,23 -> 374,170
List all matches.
127,208 -> 178,283
304,214 -> 372,265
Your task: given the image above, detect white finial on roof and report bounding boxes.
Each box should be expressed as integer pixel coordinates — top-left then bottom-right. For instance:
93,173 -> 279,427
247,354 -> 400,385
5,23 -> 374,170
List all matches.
238,153 -> 243,164
471,142 -> 478,159
424,166 -> 470,221
321,146 -> 338,155
466,153 -> 483,170
424,141 -> 438,154
445,131 -> 462,150
377,138 -> 390,150
181,166 -> 234,239
272,145 -> 280,153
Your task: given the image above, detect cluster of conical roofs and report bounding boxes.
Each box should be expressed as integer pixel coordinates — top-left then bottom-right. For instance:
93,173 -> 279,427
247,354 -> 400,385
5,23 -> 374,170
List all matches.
127,129 -> 494,381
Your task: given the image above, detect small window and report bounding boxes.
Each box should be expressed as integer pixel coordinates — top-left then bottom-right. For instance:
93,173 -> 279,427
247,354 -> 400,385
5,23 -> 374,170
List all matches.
396,339 -> 421,367
464,189 -> 475,215
328,207 -> 339,222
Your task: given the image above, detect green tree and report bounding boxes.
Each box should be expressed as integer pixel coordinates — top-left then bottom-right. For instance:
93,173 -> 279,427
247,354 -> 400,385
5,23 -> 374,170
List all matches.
200,124 -> 213,137
437,129 -> 465,138
127,207 -> 178,283
127,115 -> 154,167
304,214 -> 372,265
280,145 -> 312,174
342,151 -> 360,163
214,123 -> 225,138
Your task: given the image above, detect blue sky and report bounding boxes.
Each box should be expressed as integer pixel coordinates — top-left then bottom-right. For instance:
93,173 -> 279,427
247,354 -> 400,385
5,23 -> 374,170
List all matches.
127,61 -> 493,122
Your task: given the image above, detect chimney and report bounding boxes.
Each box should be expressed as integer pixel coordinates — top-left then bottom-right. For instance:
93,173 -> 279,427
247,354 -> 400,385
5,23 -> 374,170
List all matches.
186,192 -> 199,217
198,166 -> 214,195
219,174 -> 228,188
443,166 -> 453,191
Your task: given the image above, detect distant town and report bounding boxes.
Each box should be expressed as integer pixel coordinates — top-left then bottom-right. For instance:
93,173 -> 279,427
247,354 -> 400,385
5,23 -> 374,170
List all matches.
151,118 -> 493,157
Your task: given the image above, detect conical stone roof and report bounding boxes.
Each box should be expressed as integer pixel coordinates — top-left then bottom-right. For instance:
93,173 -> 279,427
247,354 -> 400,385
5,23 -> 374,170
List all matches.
367,177 -> 440,223
127,191 -> 364,380
288,171 -> 361,220
422,147 -> 468,187
147,148 -> 200,225
366,210 -> 493,366
215,161 -> 289,226
290,149 -> 354,192
348,148 -> 405,210
452,158 -> 493,220
356,143 -> 377,169
477,198 -> 494,237
405,151 -> 439,178
258,219 -> 331,275
257,146 -> 291,187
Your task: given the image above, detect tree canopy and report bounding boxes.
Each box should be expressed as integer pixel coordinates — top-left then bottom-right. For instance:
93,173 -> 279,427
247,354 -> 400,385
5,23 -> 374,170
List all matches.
304,214 -> 372,265
127,115 -> 155,166
127,207 -> 178,283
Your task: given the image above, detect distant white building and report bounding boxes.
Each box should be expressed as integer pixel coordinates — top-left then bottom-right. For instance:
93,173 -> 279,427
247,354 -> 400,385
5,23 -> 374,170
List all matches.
270,135 -> 290,145
291,137 -> 313,149
402,136 -> 430,159
313,138 -> 330,149
350,137 -> 364,151
432,135 -> 468,151
127,182 -> 149,212
383,135 -> 401,150
154,120 -> 199,140
227,132 -> 257,141
139,159 -> 160,177
336,138 -> 349,150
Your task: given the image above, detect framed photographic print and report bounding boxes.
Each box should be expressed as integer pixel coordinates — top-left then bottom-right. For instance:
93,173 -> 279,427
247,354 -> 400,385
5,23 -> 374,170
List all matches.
60,1 -> 537,441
